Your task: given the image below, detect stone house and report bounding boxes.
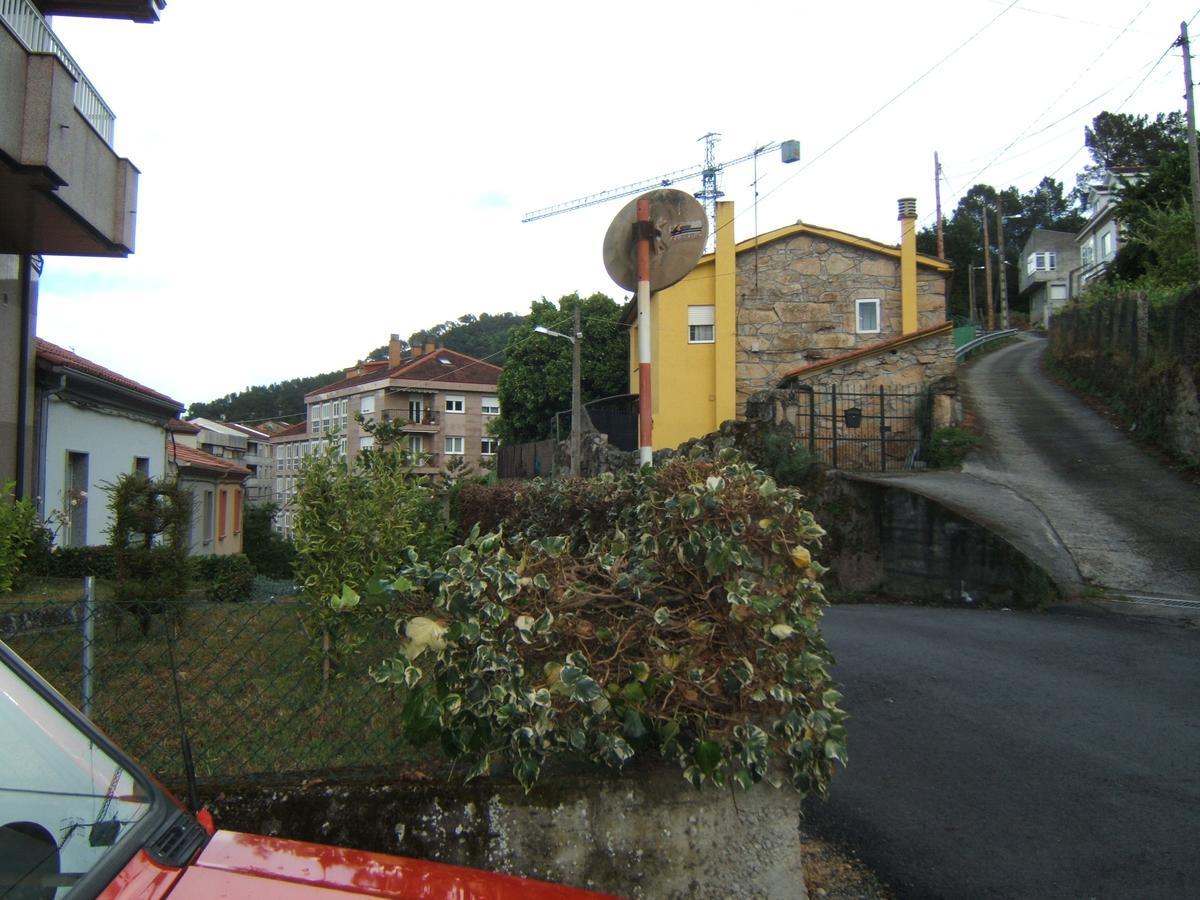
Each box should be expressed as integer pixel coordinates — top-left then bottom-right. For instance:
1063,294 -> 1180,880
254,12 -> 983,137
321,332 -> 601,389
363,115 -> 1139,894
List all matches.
626,198 -> 954,450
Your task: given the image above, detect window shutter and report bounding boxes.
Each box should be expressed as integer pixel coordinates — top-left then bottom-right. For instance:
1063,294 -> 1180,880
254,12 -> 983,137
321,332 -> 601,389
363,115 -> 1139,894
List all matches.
688,305 -> 715,326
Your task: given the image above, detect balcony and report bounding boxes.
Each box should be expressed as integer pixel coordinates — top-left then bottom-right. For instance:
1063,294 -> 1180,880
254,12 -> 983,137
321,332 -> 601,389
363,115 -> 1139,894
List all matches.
1,0 -> 140,255
400,410 -> 439,433
32,1 -> 164,23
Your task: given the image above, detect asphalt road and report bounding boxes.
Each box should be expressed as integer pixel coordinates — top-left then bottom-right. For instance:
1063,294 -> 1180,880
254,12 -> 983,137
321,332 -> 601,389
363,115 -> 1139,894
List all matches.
805,605 -> 1200,899
960,335 -> 1200,602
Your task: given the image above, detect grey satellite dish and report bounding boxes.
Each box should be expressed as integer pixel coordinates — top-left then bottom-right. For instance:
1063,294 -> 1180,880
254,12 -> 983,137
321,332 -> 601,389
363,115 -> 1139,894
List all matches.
602,189 -> 709,293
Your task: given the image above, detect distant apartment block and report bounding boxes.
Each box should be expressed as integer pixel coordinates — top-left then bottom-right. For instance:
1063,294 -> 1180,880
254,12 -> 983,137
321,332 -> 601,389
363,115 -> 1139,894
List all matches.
271,339 -> 501,537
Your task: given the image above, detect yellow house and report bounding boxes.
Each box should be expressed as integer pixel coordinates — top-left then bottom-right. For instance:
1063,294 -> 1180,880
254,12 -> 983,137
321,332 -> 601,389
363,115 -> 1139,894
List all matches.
627,200 -> 953,450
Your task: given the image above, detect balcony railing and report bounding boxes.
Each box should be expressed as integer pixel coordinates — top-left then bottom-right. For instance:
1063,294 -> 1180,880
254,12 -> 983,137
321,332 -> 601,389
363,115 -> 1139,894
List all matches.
1,0 -> 117,146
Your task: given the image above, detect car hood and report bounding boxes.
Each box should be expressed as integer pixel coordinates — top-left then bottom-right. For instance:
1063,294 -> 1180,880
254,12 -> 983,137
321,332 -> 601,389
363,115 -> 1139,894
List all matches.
157,830 -> 604,899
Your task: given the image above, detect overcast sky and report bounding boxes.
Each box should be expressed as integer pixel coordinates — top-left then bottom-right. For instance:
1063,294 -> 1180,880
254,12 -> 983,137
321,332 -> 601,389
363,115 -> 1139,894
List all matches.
34,0 -> 1190,411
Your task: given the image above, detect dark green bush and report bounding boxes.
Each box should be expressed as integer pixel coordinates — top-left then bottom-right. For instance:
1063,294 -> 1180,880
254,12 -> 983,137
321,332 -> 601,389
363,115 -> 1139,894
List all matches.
454,482 -> 520,539
190,554 -> 256,603
926,427 -> 980,469
24,542 -> 118,578
241,503 -> 296,579
109,475 -> 190,634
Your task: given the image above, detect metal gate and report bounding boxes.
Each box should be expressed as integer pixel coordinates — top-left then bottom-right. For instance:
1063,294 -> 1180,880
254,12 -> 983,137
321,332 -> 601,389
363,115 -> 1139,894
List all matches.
790,385 -> 931,472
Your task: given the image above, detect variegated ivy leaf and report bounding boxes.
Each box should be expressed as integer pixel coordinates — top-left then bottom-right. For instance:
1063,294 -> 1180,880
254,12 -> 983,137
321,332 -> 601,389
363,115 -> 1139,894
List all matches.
329,584 -> 360,611
653,607 -> 670,626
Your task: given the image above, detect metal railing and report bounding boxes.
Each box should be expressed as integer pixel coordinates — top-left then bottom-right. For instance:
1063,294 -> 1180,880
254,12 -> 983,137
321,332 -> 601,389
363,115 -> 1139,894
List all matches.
955,328 -> 1018,361
0,0 -> 117,146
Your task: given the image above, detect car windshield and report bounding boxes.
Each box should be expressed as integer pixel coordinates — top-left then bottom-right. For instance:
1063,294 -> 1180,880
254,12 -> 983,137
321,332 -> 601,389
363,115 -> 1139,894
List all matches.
0,652 -> 155,898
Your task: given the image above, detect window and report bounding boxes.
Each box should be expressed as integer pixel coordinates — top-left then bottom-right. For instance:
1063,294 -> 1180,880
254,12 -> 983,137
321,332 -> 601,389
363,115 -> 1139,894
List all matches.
1100,231 -> 1113,260
445,395 -> 465,414
445,435 -> 465,456
408,399 -> 424,423
202,490 -> 214,544
856,298 -> 881,334
360,435 -> 375,451
233,491 -> 243,535
65,451 -> 89,548
1081,242 -> 1095,268
481,437 -> 499,456
482,396 -> 500,416
133,456 -> 150,478
360,395 -> 376,416
688,305 -> 715,343
218,490 -> 228,541
1027,252 -> 1057,274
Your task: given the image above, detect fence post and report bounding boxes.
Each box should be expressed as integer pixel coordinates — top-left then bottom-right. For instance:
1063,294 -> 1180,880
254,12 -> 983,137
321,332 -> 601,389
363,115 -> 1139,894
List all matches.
81,575 -> 94,718
831,384 -> 839,470
1136,291 -> 1149,360
879,386 -> 887,473
808,389 -> 816,453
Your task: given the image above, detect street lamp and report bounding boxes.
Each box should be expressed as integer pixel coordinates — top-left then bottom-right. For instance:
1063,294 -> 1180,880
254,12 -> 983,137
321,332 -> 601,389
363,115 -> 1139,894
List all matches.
533,311 -> 583,477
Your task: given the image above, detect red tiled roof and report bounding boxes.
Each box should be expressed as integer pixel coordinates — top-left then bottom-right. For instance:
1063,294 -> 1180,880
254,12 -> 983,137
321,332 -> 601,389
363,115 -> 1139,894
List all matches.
779,322 -> 954,383
171,443 -> 251,476
304,348 -> 501,399
36,339 -> 182,409
273,421 -> 309,439
167,418 -> 202,434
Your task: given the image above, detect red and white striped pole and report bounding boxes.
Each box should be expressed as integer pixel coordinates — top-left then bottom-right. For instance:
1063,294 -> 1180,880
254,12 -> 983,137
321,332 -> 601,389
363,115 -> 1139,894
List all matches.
636,197 -> 653,466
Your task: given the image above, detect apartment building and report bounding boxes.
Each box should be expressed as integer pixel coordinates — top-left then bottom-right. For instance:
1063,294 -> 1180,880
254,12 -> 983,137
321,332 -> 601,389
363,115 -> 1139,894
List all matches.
2,0 -> 163,499
271,340 -> 502,537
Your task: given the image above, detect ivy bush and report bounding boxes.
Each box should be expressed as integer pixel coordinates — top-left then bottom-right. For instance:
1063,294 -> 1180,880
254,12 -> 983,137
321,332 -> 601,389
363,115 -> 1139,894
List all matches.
353,451 -> 847,796
108,475 -> 190,634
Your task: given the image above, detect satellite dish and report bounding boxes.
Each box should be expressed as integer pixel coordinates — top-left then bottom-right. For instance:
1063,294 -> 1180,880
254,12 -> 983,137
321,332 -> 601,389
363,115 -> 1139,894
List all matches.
602,189 -> 709,293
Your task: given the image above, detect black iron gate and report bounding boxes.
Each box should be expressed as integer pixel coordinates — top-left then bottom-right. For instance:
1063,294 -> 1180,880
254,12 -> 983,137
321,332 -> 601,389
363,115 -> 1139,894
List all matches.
792,385 -> 931,472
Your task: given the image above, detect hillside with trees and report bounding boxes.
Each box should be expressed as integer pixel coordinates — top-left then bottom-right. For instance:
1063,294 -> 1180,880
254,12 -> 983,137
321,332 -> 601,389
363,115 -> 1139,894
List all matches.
187,312 -> 525,423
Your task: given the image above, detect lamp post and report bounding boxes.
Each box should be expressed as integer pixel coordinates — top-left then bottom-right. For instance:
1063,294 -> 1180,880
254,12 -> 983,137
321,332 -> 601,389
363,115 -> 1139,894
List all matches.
533,307 -> 583,477
996,208 -> 1022,329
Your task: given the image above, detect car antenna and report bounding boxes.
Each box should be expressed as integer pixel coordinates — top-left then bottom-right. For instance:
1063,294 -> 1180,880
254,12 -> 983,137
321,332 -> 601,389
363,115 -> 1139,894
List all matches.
165,629 -> 200,813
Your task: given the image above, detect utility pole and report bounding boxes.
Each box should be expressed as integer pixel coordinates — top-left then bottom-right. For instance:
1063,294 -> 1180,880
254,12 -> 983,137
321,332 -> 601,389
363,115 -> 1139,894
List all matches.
968,260 -> 977,324
934,152 -> 945,259
571,304 -> 582,478
982,207 -> 995,331
1180,22 -> 1200,268
996,204 -> 1010,329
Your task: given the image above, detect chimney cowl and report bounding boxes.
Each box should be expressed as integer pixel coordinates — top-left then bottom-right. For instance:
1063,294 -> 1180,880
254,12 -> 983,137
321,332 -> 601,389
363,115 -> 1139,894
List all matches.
898,197 -> 917,219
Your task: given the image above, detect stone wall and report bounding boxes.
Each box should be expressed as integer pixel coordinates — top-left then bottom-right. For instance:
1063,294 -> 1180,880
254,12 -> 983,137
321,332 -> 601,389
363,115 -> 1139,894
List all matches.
194,765 -> 808,900
735,232 -> 948,409
1049,289 -> 1200,465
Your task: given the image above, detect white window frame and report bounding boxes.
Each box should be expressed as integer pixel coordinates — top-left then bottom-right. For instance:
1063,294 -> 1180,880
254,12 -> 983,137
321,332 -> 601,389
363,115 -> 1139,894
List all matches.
687,305 -> 715,344
481,396 -> 500,416
359,435 -> 375,451
445,435 -> 465,456
856,298 -> 881,334
360,395 -> 376,416
481,437 -> 499,456
445,395 -> 465,414
1100,231 -> 1113,260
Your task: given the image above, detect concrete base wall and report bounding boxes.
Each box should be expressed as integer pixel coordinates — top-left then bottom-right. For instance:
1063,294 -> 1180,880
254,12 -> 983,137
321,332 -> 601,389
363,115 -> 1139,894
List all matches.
195,766 -> 807,900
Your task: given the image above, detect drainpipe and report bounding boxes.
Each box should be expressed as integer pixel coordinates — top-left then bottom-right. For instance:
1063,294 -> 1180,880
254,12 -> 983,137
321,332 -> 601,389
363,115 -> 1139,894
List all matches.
15,254 -> 34,499
898,199 -> 918,334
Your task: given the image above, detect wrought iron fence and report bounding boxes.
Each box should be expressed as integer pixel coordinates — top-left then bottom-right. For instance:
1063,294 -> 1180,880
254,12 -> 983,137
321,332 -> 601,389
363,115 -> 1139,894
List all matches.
1,579 -> 413,786
789,384 -> 931,472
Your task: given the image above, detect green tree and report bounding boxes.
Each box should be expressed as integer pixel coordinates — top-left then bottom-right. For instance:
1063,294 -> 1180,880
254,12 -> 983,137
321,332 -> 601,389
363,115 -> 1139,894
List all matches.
1075,111 -> 1188,200
494,293 -> 628,444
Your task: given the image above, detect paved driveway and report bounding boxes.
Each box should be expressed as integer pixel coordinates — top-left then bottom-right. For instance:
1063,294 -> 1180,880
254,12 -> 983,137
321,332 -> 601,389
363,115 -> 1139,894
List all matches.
961,335 -> 1200,602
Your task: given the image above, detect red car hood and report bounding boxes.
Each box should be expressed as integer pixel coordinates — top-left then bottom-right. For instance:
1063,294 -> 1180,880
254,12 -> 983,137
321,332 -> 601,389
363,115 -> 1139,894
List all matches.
111,830 -> 608,899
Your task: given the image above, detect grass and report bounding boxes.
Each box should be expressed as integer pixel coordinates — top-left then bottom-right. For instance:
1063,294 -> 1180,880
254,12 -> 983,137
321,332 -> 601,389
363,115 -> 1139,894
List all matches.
1,587 -> 421,783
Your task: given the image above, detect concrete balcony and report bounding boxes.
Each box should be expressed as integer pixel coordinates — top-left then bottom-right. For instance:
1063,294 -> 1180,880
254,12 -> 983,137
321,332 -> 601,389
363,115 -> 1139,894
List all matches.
0,0 -> 139,256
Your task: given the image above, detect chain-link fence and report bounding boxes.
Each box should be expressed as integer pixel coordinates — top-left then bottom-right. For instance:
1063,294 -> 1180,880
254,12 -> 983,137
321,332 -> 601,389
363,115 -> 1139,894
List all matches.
1,578 -> 412,784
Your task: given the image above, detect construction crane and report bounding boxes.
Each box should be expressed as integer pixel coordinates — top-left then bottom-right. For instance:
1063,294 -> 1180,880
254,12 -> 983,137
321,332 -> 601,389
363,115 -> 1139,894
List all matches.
521,133 -> 800,228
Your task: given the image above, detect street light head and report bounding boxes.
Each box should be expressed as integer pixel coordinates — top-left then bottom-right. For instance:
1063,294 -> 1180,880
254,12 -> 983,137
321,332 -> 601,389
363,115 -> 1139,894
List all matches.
533,324 -> 575,344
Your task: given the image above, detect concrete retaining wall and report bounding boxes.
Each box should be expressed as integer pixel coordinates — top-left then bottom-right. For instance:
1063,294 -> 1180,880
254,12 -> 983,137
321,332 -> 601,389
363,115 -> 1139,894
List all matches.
194,766 -> 807,899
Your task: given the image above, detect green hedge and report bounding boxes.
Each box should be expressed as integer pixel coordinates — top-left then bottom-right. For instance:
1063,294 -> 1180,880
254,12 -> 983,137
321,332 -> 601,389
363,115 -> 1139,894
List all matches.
190,554 -> 257,603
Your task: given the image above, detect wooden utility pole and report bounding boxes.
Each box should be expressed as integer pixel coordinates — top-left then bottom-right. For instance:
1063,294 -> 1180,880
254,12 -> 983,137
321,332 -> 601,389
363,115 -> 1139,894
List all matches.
996,204 -> 1010,329
968,258 -> 977,324
570,304 -> 582,478
934,152 -> 945,258
982,207 -> 995,331
1180,22 -> 1200,269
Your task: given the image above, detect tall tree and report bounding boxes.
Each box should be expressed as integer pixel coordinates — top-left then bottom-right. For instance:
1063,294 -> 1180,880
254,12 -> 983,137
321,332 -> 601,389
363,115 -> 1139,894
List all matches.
494,293 -> 627,444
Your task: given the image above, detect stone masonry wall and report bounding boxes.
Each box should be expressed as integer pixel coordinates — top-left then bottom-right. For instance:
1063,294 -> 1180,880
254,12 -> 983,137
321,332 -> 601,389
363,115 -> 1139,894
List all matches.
734,233 -> 948,411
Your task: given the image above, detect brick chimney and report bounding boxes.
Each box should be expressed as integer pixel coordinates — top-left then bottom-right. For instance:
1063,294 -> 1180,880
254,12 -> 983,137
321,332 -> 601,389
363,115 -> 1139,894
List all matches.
898,198 -> 918,334
388,333 -> 404,368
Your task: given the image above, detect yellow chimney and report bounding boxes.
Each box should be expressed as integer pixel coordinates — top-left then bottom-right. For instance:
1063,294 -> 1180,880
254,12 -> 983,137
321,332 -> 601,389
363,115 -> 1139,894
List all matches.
898,198 -> 918,335
388,334 -> 404,368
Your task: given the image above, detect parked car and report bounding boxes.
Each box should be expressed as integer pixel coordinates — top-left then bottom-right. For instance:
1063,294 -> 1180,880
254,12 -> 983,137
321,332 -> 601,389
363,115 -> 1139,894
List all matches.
0,639 -> 609,899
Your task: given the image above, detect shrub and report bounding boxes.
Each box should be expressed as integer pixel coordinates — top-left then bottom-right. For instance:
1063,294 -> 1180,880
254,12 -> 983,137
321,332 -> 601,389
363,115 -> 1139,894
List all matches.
455,482 -> 520,539
357,452 -> 847,797
190,554 -> 256,602
0,483 -> 37,594
926,427 -> 980,469
241,503 -> 297,579
108,475 -> 190,634
23,542 -> 117,578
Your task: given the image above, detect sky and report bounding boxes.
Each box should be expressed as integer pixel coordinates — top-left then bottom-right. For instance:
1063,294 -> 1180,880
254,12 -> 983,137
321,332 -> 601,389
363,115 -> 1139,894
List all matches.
33,0 -> 1192,411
